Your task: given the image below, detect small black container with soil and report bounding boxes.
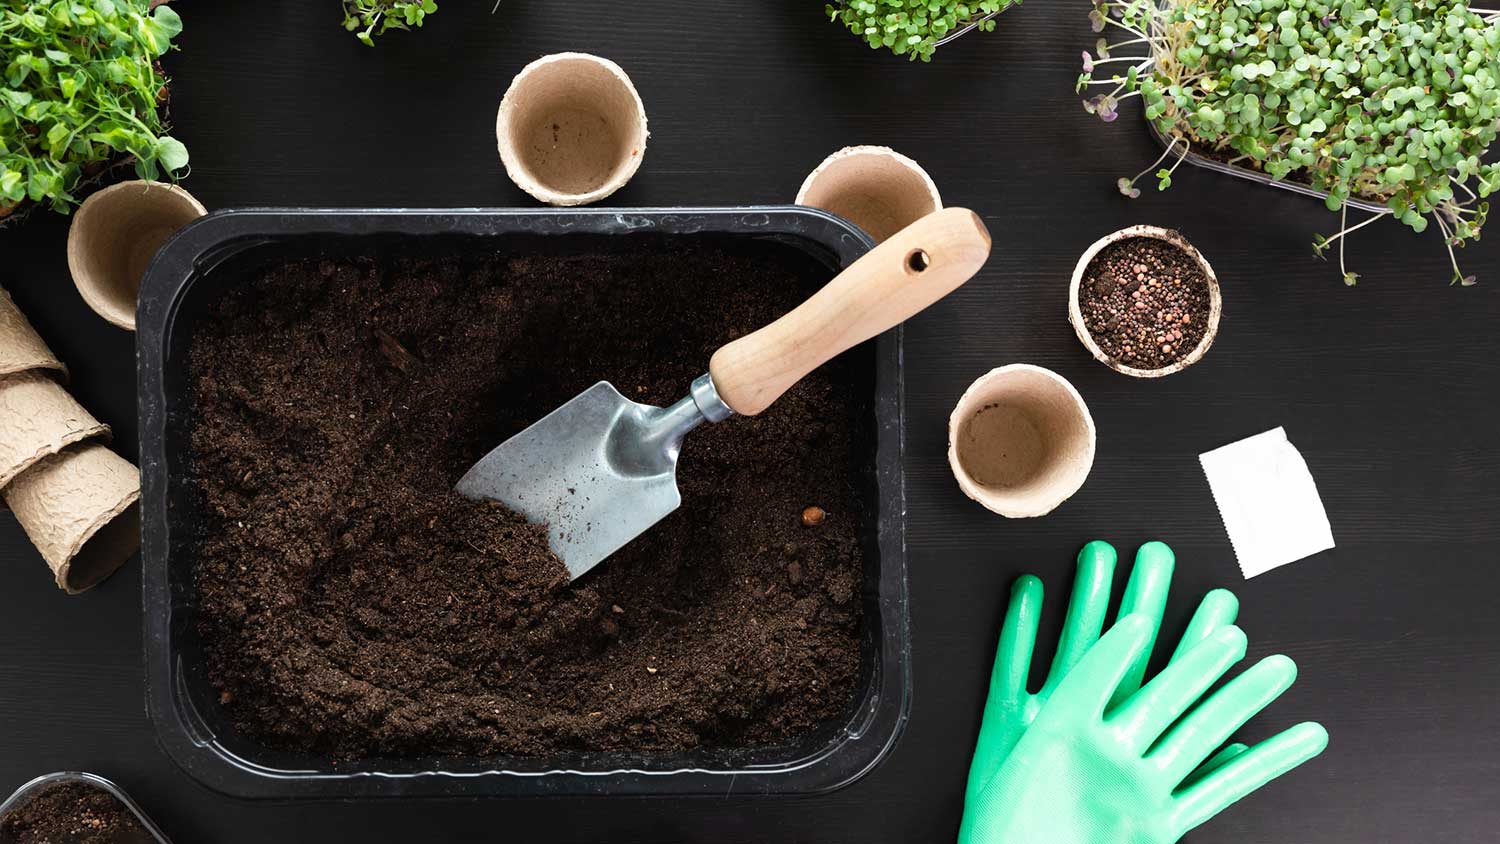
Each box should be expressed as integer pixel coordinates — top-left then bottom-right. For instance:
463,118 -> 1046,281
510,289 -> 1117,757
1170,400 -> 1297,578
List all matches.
137,209 -> 909,799
1069,226 -> 1222,378
0,776 -> 162,844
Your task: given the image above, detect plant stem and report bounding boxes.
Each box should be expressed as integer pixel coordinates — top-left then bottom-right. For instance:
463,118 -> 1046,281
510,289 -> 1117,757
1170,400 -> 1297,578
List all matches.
1089,55 -> 1156,65
1338,205 -> 1351,280
1319,207 -> 1390,247
1130,135 -> 1187,183
1431,212 -> 1466,282
1451,175 -> 1478,201
1102,36 -> 1161,51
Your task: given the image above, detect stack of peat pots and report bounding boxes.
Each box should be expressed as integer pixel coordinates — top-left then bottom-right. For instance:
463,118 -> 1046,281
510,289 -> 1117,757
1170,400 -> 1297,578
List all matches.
0,290 -> 139,594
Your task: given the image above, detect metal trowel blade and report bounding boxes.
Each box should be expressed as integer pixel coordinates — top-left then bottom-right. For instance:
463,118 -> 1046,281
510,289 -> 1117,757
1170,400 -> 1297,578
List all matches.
455,381 -> 690,581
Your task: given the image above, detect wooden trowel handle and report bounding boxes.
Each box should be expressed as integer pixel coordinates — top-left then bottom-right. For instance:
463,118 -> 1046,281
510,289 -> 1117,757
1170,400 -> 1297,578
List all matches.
709,207 -> 992,416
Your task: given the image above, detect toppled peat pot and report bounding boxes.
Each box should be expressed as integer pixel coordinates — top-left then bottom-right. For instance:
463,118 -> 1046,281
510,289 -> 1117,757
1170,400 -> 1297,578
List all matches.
136,208 -> 909,799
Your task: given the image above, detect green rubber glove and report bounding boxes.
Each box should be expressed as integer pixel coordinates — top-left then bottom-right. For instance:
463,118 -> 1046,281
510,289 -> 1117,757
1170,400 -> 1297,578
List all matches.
960,540 -> 1241,842
963,613 -> 1329,844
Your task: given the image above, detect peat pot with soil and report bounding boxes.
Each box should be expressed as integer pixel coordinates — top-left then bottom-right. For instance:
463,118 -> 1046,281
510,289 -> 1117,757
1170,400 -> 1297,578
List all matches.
1068,225 -> 1221,378
136,208 -> 911,799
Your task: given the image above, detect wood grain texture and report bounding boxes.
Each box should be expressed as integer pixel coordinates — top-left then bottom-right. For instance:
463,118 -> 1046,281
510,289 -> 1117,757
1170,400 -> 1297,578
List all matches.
0,0 -> 1497,841
711,208 -> 990,415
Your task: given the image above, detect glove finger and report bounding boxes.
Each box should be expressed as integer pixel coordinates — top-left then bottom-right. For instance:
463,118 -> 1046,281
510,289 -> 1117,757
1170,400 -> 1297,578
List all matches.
1039,540 -> 1116,697
963,575 -> 1044,806
1053,611 -> 1155,716
1168,588 -> 1240,664
1180,742 -> 1249,790
1110,626 -> 1247,754
1171,722 -> 1330,836
989,575 -> 1044,706
1150,654 -> 1297,784
1108,541 -> 1175,709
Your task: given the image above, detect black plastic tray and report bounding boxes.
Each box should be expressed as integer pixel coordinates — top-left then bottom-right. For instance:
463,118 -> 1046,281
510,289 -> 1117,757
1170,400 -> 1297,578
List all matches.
137,207 -> 910,799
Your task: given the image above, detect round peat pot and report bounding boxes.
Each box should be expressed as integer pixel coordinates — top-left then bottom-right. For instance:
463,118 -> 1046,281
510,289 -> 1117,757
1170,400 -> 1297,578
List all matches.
948,364 -> 1095,519
1068,225 -> 1221,378
796,146 -> 941,244
496,53 -> 649,206
67,180 -> 206,331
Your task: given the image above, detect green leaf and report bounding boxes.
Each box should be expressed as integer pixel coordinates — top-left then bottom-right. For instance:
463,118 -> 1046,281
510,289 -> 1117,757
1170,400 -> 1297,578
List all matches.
156,137 -> 190,173
151,5 -> 185,41
0,169 -> 24,201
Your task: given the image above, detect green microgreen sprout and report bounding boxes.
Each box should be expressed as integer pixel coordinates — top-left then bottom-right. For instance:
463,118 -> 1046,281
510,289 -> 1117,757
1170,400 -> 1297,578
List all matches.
826,0 -> 1021,61
0,0 -> 187,219
1080,0 -> 1500,285
342,0 -> 439,46
1118,134 -> 1190,196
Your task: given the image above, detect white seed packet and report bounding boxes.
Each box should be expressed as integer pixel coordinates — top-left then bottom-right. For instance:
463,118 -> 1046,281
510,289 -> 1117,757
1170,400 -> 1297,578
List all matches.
1199,427 -> 1335,579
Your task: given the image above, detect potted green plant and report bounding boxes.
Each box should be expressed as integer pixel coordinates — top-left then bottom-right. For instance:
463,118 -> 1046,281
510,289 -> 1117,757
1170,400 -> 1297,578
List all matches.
0,0 -> 188,224
827,0 -> 1022,61
1079,0 -> 1500,285
342,0 -> 439,45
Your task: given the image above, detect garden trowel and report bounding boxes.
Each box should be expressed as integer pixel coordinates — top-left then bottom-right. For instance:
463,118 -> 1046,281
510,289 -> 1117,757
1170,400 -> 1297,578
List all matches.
456,208 -> 992,580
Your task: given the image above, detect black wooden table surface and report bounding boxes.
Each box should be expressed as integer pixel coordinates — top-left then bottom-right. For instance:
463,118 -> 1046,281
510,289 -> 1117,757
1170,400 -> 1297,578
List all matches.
2,2 -> 1496,842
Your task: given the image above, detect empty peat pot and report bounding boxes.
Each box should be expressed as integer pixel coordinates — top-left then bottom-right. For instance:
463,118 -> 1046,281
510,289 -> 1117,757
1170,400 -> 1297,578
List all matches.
67,180 -> 206,330
0,287 -> 66,380
1068,225 -> 1222,378
4,442 -> 141,594
0,371 -> 110,489
496,52 -> 649,206
797,145 -> 941,243
948,364 -> 1096,518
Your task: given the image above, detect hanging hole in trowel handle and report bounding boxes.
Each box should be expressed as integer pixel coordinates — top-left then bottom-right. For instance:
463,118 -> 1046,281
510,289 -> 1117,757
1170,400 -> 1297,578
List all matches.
906,249 -> 931,274
708,208 -> 991,417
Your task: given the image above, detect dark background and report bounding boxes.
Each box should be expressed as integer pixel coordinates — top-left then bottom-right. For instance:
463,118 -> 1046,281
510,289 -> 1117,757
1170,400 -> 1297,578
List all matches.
2,1 -> 1497,841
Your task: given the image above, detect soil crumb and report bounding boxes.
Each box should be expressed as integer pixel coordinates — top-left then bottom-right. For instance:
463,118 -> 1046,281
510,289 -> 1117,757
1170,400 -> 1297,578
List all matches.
187,238 -> 869,759
0,781 -> 153,844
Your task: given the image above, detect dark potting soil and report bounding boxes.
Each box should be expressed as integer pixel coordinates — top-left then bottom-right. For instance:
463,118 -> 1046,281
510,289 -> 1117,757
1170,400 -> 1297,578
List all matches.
187,240 -> 869,759
1078,235 -> 1211,370
0,782 -> 153,844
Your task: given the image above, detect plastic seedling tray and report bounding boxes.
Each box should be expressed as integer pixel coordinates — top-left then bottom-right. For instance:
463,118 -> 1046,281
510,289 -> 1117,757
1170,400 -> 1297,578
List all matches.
1137,0 -> 1387,213
137,207 -> 911,799
1145,111 -> 1389,214
0,772 -> 172,843
935,4 -> 1017,49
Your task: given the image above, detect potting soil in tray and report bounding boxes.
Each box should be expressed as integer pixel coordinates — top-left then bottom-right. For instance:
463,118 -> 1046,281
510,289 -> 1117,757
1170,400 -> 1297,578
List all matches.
187,240 -> 869,759
0,782 -> 152,844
